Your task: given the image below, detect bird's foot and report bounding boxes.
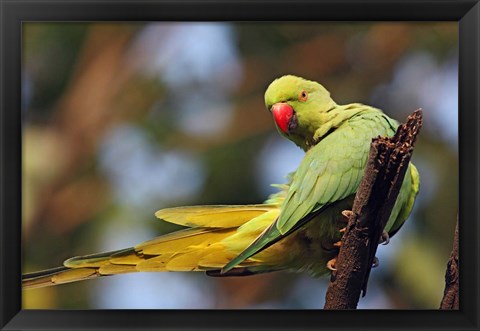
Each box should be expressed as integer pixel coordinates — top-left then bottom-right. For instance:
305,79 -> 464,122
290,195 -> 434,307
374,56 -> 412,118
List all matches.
327,256 -> 378,272
338,210 -> 353,233
327,257 -> 337,271
341,210 -> 353,223
321,237 -> 343,252
380,231 -> 390,245
321,240 -> 338,252
324,210 -> 353,272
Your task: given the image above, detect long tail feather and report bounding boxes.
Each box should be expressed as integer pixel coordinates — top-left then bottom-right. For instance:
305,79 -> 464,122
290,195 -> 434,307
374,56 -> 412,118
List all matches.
23,205 -> 281,289
22,266 -> 102,289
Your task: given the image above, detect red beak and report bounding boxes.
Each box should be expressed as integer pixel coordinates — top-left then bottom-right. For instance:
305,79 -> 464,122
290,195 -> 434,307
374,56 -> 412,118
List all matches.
271,103 -> 294,134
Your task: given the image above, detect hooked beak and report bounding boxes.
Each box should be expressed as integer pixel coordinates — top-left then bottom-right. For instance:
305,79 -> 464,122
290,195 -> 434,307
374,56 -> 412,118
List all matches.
271,103 -> 295,134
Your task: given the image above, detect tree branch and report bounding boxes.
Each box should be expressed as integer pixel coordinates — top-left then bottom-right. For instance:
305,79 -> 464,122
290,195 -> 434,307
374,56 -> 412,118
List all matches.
439,218 -> 459,309
324,109 -> 423,310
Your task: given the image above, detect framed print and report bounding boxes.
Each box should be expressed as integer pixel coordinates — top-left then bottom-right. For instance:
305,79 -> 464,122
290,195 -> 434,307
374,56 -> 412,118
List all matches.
1,0 -> 479,330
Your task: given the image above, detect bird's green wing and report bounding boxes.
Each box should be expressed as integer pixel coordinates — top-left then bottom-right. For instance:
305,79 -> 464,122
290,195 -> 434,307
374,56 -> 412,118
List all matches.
223,110 -> 397,273
384,162 -> 420,236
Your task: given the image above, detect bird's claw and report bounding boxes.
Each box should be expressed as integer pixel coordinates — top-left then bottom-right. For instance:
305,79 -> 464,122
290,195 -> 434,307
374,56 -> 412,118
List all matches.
341,210 -> 353,223
327,255 -> 378,273
321,239 -> 342,252
327,257 -> 337,271
324,210 -> 353,272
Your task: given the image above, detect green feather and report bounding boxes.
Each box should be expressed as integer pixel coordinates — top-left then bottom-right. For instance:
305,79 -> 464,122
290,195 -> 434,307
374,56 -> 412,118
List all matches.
224,75 -> 418,272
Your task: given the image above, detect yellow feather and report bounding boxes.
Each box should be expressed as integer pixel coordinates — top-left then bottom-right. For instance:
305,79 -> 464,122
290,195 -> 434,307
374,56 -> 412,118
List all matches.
137,228 -> 233,255
23,203 -> 284,289
98,263 -> 138,275
155,205 -> 277,228
109,252 -> 145,265
197,243 -> 235,268
164,246 -> 258,271
63,248 -> 134,268
63,257 -> 109,268
222,209 -> 280,253
165,248 -> 208,271
135,254 -> 174,272
51,268 -> 97,284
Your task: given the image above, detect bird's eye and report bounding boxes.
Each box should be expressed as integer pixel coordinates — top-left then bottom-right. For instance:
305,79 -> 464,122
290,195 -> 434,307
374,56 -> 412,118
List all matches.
299,90 -> 308,102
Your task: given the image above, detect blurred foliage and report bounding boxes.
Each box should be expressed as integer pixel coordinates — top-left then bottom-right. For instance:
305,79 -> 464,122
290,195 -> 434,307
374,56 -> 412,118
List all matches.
22,22 -> 458,309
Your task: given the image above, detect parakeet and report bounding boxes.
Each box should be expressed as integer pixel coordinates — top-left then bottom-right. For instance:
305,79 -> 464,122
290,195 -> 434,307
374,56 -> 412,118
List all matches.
22,75 -> 419,289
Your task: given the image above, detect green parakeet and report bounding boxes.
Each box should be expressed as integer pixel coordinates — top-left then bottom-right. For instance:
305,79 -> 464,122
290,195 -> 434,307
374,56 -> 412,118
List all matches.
23,75 -> 419,289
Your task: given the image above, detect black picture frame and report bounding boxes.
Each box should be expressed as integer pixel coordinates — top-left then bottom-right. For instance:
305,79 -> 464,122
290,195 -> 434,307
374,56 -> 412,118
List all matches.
1,0 -> 479,330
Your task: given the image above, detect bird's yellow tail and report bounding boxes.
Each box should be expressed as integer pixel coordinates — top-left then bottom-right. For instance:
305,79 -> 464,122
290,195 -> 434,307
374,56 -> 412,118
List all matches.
22,266 -> 103,289
23,205 -> 281,289
22,248 -> 134,289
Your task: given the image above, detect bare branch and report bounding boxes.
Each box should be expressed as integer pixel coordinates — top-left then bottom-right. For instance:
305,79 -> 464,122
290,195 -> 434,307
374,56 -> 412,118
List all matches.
324,110 -> 423,310
440,219 -> 459,310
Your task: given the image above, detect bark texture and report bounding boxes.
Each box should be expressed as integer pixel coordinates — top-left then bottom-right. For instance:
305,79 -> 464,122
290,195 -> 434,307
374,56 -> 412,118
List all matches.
440,219 -> 459,310
324,110 -> 423,310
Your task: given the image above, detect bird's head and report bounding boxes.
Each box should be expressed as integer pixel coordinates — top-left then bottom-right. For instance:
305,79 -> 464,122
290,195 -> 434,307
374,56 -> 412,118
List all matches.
264,75 -> 337,149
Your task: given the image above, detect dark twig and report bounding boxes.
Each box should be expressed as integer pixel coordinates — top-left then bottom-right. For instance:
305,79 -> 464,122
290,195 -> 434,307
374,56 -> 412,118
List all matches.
440,219 -> 459,309
324,110 -> 423,310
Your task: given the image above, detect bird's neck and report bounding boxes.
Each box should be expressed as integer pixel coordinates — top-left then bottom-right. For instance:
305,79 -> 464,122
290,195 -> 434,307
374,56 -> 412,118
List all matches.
295,103 -> 371,152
